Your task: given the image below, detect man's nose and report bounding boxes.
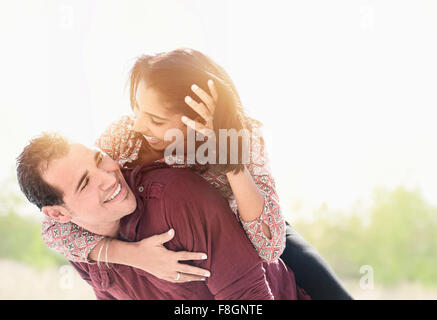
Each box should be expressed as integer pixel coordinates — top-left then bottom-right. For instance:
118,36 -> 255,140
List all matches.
98,169 -> 117,191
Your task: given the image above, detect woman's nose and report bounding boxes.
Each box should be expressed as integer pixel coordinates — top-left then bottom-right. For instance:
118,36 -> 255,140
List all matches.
133,115 -> 147,133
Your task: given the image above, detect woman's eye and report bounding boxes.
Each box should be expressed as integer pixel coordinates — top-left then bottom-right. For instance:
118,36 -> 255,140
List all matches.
151,118 -> 164,126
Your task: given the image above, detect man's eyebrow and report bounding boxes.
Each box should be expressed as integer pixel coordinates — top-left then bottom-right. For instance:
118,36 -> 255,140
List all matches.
75,151 -> 100,194
93,150 -> 101,163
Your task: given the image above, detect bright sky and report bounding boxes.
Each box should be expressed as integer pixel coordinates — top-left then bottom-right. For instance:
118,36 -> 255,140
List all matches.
1,0 -> 437,221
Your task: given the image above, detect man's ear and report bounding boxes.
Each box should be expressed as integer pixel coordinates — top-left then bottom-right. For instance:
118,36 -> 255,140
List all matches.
41,205 -> 72,223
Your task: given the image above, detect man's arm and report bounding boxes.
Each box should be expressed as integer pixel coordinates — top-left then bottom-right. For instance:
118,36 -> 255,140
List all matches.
161,170 -> 274,300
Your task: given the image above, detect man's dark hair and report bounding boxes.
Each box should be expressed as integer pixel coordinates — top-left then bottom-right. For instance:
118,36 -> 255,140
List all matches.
16,132 -> 70,210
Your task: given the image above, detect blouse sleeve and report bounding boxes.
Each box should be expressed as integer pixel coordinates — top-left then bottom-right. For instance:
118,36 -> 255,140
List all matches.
41,217 -> 104,263
40,115 -> 143,262
95,115 -> 143,166
238,129 -> 286,263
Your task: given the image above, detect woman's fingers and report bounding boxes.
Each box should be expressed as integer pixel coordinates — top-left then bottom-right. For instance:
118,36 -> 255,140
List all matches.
164,251 -> 210,282
176,251 -> 208,262
160,251 -> 210,283
184,96 -> 213,123
183,80 -> 218,132
168,262 -> 211,283
177,263 -> 211,278
207,79 -> 218,102
191,84 -> 215,115
169,273 -> 207,283
181,116 -> 214,137
151,228 -> 175,245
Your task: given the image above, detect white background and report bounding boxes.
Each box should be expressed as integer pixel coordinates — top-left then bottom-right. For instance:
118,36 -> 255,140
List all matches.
1,0 -> 437,221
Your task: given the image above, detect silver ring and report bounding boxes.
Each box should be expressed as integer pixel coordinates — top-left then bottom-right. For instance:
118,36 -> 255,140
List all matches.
205,115 -> 213,122
175,272 -> 181,281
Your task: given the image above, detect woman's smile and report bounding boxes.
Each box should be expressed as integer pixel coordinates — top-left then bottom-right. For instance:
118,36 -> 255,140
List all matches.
143,134 -> 161,144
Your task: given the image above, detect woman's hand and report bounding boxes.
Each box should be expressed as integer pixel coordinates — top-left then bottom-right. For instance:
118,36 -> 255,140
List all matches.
181,79 -> 218,136
129,229 -> 211,283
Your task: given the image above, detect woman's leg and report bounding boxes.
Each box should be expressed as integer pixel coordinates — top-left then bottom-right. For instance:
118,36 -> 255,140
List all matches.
280,222 -> 353,300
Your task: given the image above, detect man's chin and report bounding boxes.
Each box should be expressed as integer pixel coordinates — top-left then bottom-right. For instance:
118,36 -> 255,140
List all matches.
119,191 -> 137,216
125,195 -> 137,214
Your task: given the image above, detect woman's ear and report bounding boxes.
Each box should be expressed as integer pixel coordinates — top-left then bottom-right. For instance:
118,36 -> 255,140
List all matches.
41,205 -> 72,223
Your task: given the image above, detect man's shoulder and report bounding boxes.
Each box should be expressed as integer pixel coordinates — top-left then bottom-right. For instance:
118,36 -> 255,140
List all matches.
122,164 -> 209,199
142,166 -> 200,183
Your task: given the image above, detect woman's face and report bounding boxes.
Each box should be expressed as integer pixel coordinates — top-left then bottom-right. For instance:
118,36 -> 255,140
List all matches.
133,80 -> 187,152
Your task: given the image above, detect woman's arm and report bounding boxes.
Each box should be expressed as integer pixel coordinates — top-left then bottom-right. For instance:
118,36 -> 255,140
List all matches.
88,230 -> 210,282
225,167 -> 272,239
225,135 -> 286,263
42,216 -> 210,282
41,217 -> 104,262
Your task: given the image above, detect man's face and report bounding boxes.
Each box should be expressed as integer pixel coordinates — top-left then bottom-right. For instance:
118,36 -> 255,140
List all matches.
42,143 -> 137,231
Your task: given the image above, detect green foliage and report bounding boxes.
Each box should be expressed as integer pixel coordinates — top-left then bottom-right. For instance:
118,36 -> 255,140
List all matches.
0,175 -> 67,269
0,213 -> 67,268
294,187 -> 437,287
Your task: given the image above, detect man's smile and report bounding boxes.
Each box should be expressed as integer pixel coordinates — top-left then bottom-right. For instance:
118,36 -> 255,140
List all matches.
102,173 -> 130,205
104,182 -> 122,203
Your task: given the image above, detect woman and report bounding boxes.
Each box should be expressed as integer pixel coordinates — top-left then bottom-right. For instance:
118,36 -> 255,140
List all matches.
42,48 -> 352,299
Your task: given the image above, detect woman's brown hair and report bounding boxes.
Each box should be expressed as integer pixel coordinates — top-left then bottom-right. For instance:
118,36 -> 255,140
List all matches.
129,48 -> 263,174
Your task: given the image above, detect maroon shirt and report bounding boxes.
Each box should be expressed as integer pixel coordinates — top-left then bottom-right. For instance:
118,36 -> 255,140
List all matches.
71,164 -> 310,300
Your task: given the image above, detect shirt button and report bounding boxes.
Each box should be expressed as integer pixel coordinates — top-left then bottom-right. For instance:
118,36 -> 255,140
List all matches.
138,186 -> 144,192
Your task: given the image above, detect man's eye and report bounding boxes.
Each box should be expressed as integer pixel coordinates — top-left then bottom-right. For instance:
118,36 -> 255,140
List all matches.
81,177 -> 89,191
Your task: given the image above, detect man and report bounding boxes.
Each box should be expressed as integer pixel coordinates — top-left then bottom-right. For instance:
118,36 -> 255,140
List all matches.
16,133 -> 309,300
